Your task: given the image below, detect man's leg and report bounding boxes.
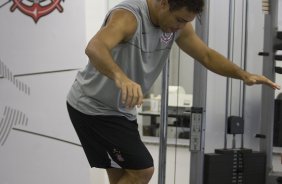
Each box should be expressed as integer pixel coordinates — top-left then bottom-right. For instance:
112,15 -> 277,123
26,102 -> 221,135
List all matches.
107,167 -> 154,184
107,168 -> 125,184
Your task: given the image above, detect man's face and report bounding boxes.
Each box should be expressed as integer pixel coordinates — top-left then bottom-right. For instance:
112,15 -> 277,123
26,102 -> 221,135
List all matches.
158,6 -> 196,33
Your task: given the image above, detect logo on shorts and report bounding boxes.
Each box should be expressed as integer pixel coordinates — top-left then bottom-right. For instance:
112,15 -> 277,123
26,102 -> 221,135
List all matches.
0,0 -> 65,23
160,32 -> 174,44
113,148 -> 125,162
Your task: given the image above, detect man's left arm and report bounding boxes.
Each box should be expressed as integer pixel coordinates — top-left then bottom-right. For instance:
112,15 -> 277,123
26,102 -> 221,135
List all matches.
176,23 -> 280,90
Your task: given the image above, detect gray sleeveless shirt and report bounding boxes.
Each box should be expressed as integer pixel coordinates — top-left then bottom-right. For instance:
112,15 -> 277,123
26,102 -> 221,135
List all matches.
67,0 -> 177,120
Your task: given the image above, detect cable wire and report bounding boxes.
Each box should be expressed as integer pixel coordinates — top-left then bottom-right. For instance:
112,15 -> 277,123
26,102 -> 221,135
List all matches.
173,45 -> 182,184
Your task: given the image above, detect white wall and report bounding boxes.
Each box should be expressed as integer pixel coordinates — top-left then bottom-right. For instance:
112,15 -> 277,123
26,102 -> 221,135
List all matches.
0,1 -> 90,184
85,0 -> 107,41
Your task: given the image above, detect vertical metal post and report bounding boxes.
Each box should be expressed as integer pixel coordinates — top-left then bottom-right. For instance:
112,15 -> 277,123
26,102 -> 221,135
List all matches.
241,0 -> 248,149
158,59 -> 170,184
260,0 -> 278,183
224,0 -> 235,149
189,0 -> 209,183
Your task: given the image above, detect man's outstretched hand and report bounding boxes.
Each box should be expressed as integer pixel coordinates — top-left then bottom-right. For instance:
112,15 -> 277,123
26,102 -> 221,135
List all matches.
243,74 -> 281,90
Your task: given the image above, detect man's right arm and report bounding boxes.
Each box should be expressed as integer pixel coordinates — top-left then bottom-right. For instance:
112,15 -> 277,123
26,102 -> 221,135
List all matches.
85,9 -> 143,108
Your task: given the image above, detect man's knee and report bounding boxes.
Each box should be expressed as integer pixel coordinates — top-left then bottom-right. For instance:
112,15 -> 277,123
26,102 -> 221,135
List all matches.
126,167 -> 154,184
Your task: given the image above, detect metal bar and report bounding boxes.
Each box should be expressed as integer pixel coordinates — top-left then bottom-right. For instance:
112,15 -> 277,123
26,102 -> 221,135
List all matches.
189,0 -> 209,183
224,0 -> 235,149
241,0 -> 248,149
260,0 -> 278,183
158,59 -> 170,184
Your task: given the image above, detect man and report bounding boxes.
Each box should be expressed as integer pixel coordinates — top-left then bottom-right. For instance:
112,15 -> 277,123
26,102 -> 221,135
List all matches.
66,0 -> 280,184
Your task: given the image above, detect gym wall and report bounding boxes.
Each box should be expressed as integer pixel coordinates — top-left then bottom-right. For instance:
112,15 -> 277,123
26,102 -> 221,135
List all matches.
0,1 -> 95,184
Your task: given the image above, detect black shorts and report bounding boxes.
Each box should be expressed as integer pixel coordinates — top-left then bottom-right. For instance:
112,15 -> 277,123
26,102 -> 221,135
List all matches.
67,102 -> 154,169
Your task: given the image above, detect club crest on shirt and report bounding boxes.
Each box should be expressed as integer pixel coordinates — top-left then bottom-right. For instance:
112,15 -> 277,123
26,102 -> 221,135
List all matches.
113,148 -> 125,162
160,32 -> 174,44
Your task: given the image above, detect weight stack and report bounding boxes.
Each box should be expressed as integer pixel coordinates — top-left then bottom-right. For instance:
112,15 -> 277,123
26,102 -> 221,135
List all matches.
204,149 -> 266,184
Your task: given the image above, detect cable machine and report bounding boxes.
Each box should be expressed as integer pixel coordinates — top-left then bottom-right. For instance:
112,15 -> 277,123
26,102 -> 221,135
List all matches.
157,0 -> 281,184
260,0 -> 282,183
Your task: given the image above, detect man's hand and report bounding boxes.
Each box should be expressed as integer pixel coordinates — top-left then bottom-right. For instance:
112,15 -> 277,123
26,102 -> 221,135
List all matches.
115,77 -> 143,109
243,74 -> 281,90
262,0 -> 270,14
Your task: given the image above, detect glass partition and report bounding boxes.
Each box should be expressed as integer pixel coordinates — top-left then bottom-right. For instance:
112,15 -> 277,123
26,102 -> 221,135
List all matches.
139,43 -> 194,143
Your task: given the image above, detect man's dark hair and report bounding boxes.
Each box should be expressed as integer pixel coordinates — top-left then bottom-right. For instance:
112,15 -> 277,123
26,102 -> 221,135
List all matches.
167,0 -> 204,14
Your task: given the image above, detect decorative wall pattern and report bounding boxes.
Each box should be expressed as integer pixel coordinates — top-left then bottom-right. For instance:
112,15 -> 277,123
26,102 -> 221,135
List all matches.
0,106 -> 28,146
0,59 -> 30,95
0,58 -> 30,146
12,127 -> 82,147
0,1 -> 91,184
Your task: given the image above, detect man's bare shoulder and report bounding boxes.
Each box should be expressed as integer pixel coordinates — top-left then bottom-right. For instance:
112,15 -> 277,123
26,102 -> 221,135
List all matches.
177,23 -> 194,40
105,9 -> 138,41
